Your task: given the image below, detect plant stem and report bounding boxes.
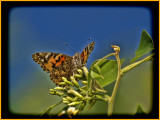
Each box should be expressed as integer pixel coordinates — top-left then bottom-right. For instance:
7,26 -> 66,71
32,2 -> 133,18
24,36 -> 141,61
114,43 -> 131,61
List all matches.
121,53 -> 155,74
107,53 -> 155,116
108,52 -> 122,116
95,53 -> 115,66
40,101 -> 62,116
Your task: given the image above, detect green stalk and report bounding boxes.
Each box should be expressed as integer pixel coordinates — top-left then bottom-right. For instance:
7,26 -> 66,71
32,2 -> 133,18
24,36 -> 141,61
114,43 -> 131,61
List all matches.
40,101 -> 62,116
121,53 -> 155,74
95,53 -> 115,66
108,52 -> 122,116
108,53 -> 155,116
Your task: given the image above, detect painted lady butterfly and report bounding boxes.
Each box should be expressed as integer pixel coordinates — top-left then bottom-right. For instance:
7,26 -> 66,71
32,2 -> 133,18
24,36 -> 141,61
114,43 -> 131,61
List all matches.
32,41 -> 95,86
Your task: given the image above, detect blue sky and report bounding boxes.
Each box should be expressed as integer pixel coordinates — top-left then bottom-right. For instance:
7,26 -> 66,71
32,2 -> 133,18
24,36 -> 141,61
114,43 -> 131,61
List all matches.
9,6 -> 152,114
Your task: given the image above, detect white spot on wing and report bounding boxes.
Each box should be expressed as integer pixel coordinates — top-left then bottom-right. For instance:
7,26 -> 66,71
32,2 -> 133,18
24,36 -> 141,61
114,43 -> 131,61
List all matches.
45,53 -> 51,59
39,53 -> 43,55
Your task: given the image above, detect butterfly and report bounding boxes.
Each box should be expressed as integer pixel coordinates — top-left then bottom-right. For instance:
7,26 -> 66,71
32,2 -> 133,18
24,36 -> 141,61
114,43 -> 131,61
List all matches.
32,41 -> 95,86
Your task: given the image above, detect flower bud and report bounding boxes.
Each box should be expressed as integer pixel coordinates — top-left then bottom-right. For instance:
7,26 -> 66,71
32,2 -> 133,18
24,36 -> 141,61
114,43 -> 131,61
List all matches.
62,77 -> 74,86
77,69 -> 83,75
68,89 -> 83,99
50,91 -> 55,95
104,95 -> 111,100
82,66 -> 89,77
68,101 -> 83,106
70,76 -> 79,88
74,74 -> 83,79
50,89 -> 56,92
81,85 -> 87,90
54,86 -> 66,92
57,110 -> 66,117
56,91 -> 63,96
111,45 -> 120,53
54,86 -> 64,90
81,80 -> 87,85
96,95 -> 103,99
58,82 -> 66,86
63,101 -> 69,104
73,109 -> 79,116
96,95 -> 108,101
74,96 -> 78,101
63,100 -> 70,104
63,97 -> 68,101
66,96 -> 75,102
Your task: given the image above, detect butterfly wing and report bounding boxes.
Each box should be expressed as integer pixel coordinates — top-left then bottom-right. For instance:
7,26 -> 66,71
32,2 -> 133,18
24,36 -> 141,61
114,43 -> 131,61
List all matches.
32,52 -> 74,85
32,41 -> 95,85
81,41 -> 95,65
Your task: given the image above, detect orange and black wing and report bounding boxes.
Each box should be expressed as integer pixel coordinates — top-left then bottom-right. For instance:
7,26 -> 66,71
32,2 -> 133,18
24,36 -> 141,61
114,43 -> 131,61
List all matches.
81,41 -> 95,65
32,52 -> 74,85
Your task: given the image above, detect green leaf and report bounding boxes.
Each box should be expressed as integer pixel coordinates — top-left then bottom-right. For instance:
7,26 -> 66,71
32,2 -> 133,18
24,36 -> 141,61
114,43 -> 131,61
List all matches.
90,70 -> 103,79
135,104 -> 146,114
40,101 -> 62,116
91,65 -> 101,74
88,58 -> 124,89
90,65 -> 103,79
131,30 -> 154,63
90,79 -> 107,93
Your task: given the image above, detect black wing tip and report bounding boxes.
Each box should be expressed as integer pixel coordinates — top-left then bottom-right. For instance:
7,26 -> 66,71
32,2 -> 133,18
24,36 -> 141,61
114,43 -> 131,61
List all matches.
92,41 -> 95,44
91,41 -> 95,46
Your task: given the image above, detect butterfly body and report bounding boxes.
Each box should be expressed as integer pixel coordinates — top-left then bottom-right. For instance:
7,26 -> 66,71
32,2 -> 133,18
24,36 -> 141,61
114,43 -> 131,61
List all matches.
32,41 -> 95,86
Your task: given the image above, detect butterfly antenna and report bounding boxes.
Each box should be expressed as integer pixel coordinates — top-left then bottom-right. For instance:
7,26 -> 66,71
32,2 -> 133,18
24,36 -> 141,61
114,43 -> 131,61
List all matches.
65,42 -> 76,53
79,37 -> 92,51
